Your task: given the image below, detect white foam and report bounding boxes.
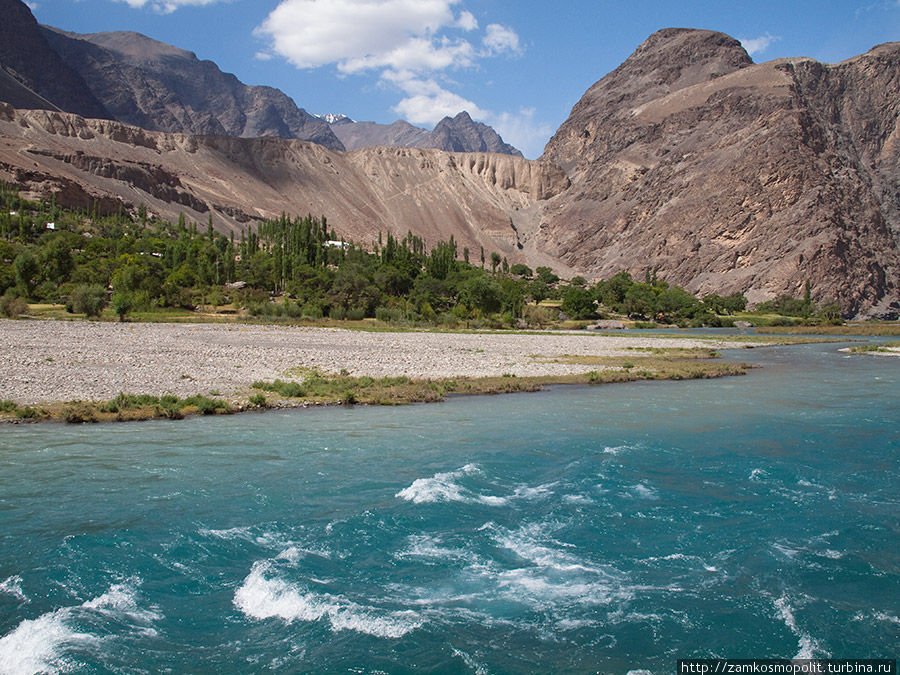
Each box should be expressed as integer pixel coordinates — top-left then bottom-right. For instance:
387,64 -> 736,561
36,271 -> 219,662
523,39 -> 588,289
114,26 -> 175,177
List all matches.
234,561 -> 421,639
395,464 -> 506,506
749,468 -> 767,482
496,527 -> 604,575
0,605 -> 94,675
199,525 -> 254,541
0,582 -> 159,675
512,483 -> 556,500
0,576 -> 27,603
397,535 -> 476,565
451,646 -> 489,675
630,484 -> 659,500
82,583 -> 162,626
771,542 -> 801,559
773,595 -> 827,659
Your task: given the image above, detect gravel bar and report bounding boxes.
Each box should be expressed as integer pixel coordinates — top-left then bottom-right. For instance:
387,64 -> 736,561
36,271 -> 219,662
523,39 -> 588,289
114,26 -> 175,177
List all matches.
0,319 -> 753,404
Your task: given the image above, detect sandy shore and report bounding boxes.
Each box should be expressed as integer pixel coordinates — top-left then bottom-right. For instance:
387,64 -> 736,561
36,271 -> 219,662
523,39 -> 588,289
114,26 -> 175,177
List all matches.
0,319 -> 756,404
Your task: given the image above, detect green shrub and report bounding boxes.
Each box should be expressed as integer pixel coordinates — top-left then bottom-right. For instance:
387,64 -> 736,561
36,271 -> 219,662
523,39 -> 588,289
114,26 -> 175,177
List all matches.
248,393 -> 267,407
15,406 -> 39,420
0,399 -> 18,412
252,379 -> 304,397
62,402 -> 98,424
0,293 -> 28,318
329,305 -> 347,320
182,395 -> 226,415
301,303 -> 323,319
68,284 -> 107,317
346,307 -> 366,321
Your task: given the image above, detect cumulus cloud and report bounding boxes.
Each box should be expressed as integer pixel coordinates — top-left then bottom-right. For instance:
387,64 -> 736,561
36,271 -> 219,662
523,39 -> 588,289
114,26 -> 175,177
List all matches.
116,0 -> 225,12
385,70 -> 486,124
740,32 -> 780,57
256,0 -> 523,127
482,23 -> 521,56
255,0 -> 472,71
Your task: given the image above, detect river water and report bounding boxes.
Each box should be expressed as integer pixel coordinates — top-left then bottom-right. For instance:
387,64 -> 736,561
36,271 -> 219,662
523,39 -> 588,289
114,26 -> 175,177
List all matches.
1,339 -> 897,673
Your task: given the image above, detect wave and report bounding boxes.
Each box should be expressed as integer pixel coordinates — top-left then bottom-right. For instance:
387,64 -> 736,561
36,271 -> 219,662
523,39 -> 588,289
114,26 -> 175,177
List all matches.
0,581 -> 160,675
395,464 -> 507,506
234,561 -> 422,639
629,483 -> 659,500
450,646 -> 490,675
0,576 -> 27,603
773,595 -> 828,659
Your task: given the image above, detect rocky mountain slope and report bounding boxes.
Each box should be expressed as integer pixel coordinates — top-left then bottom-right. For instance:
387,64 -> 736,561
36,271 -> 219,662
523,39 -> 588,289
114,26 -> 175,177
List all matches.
0,0 -> 110,120
327,111 -> 522,156
39,28 -> 344,150
0,104 -> 569,273
539,28 -> 900,318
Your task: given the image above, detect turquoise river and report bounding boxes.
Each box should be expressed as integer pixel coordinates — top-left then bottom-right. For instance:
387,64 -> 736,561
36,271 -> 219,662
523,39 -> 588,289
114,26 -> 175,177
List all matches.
1,338 -> 898,673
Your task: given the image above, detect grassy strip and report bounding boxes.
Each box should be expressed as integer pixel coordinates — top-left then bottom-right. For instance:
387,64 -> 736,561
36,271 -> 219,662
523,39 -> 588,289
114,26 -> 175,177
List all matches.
248,353 -> 748,408
755,324 -> 900,336
844,341 -> 900,354
0,392 -> 229,424
0,353 -> 748,424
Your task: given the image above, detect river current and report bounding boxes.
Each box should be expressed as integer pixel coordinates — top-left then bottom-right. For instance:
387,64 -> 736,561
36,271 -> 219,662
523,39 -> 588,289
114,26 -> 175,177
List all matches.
1,339 -> 897,673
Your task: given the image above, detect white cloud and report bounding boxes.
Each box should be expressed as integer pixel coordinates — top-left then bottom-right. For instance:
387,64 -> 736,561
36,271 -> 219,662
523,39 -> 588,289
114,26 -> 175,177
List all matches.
739,33 -> 780,57
116,0 -> 225,12
456,10 -> 477,31
256,0 -> 523,130
386,70 -> 486,124
482,23 -> 521,56
488,108 -> 554,159
255,0 -> 466,71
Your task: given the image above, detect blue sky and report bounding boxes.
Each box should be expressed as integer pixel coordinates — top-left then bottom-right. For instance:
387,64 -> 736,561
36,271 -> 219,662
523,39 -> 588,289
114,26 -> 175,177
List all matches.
29,0 -> 900,158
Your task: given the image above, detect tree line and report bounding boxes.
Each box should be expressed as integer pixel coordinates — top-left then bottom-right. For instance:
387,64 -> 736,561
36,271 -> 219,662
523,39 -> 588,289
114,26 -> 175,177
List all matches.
1,185 -> 837,326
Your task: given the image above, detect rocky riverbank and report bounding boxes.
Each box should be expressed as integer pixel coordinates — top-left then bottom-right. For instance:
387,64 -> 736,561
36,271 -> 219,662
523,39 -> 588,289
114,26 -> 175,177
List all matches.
0,319 -> 759,406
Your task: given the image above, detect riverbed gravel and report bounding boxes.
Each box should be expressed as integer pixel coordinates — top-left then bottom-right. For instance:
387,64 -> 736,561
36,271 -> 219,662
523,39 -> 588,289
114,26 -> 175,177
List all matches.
0,319 -> 753,404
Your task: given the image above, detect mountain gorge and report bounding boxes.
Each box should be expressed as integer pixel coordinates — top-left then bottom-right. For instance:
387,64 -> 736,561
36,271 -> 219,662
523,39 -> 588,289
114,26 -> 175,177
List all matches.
1,0 -> 898,319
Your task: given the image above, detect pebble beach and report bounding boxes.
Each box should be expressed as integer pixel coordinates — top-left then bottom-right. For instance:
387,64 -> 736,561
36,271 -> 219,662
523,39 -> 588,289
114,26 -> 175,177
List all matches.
0,319 -> 755,405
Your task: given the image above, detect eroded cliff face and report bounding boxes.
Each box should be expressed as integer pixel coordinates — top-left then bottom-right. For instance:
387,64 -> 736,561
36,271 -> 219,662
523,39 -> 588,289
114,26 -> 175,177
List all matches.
0,103 -> 567,270
539,29 -> 900,318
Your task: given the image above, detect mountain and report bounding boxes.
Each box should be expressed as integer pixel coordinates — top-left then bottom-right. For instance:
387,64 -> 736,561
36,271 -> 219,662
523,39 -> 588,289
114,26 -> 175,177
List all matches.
39,28 -> 344,150
325,112 -> 522,156
0,104 -> 569,273
424,112 -> 522,156
1,21 -> 899,318
327,118 -> 431,151
0,0 -> 110,120
538,28 -> 900,318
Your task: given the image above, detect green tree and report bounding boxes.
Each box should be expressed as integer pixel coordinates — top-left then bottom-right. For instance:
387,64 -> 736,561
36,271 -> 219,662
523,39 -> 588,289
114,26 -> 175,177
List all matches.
561,286 -> 596,319
510,263 -> 532,277
111,291 -> 134,322
623,283 -> 657,319
535,266 -> 559,285
68,284 -> 107,317
459,274 -> 502,314
13,251 -> 39,296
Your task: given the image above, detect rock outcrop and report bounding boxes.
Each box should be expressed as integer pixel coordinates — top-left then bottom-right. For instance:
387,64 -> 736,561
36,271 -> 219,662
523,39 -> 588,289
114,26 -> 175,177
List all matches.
539,28 -> 900,318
